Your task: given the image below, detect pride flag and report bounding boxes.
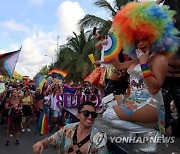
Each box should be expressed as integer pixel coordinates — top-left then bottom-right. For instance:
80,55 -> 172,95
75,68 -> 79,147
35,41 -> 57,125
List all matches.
36,74 -> 47,90
37,112 -> 49,135
48,68 -> 67,79
0,47 -> 21,77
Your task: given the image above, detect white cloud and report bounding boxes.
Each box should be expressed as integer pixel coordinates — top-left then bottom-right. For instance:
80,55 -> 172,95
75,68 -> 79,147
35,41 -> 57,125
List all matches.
30,0 -> 44,6
2,20 -> 29,32
106,0 -> 114,3
56,1 -> 85,35
14,29 -> 62,78
0,19 -> 68,79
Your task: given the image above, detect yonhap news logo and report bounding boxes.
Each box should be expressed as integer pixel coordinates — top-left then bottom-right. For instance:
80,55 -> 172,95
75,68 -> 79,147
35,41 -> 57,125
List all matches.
109,135 -> 175,144
93,132 -> 108,148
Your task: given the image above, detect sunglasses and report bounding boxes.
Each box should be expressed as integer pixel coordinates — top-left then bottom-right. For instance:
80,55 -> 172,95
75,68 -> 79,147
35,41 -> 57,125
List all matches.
80,110 -> 98,118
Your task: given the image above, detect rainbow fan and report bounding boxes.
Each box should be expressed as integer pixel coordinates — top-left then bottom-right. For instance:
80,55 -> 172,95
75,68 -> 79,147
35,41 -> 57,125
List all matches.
104,32 -> 122,62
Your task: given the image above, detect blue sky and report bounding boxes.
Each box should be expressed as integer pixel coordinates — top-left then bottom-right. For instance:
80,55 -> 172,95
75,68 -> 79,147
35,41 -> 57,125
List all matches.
0,0 -> 154,78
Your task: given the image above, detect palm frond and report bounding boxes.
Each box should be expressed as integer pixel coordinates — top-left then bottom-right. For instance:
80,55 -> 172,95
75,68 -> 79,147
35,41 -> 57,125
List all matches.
78,14 -> 107,29
94,0 -> 116,16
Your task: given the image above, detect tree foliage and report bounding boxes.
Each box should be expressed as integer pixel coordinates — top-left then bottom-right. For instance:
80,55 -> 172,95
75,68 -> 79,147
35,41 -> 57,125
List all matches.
13,71 -> 23,81
54,29 -> 99,82
38,65 -> 49,76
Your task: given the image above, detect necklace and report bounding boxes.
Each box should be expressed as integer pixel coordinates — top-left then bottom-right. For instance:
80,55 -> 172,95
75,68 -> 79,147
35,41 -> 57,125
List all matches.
78,125 -> 92,132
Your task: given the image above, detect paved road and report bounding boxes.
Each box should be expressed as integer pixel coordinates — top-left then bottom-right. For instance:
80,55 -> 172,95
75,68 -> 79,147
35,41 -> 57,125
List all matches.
0,122 -> 56,154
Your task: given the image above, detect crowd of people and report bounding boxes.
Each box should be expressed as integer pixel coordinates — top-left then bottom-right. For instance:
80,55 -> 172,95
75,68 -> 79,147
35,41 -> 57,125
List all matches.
0,80 -> 101,146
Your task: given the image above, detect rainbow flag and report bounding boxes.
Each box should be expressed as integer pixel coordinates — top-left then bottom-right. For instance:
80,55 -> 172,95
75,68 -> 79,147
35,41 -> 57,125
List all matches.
36,74 -> 47,90
37,112 -> 49,135
48,68 -> 67,79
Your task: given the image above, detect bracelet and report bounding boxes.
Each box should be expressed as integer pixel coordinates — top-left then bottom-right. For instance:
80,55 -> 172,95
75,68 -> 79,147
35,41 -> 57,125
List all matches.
140,63 -> 153,78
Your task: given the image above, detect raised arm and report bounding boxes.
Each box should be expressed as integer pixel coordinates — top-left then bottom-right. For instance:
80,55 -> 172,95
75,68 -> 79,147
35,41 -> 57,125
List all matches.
95,39 -> 108,49
111,58 -> 138,70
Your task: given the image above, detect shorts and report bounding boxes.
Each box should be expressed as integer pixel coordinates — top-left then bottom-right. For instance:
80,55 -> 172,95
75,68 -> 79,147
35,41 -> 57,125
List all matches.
120,97 -> 157,116
22,105 -> 32,116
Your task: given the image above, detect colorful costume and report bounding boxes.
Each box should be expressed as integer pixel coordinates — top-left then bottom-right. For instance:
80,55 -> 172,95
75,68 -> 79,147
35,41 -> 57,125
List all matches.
47,122 -> 109,154
84,36 -> 112,87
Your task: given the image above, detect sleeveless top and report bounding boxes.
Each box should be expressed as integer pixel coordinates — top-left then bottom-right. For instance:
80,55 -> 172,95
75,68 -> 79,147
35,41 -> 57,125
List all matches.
22,96 -> 32,105
121,64 -> 164,116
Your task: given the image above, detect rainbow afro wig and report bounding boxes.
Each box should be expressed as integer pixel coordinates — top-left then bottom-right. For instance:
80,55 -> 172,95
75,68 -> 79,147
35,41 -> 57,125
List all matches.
112,1 -> 180,58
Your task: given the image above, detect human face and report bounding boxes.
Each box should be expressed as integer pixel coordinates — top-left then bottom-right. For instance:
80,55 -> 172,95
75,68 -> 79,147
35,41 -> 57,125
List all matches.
36,89 -> 40,94
12,90 -> 18,97
24,91 -> 29,96
78,105 -> 97,128
136,36 -> 151,54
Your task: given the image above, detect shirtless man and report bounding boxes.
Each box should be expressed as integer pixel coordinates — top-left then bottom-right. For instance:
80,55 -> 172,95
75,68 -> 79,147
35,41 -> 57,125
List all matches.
156,0 -> 180,136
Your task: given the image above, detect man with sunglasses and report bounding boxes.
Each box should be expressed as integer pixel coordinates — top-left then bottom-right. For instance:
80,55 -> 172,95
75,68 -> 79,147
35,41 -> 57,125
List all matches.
33,101 -> 109,154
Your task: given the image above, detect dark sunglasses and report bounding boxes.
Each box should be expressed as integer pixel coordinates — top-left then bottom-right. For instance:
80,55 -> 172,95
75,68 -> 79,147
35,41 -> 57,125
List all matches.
80,110 -> 98,118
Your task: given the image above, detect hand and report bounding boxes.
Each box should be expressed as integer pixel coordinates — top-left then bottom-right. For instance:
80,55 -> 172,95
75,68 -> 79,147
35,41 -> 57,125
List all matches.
136,49 -> 149,64
101,39 -> 108,45
33,141 -> 43,154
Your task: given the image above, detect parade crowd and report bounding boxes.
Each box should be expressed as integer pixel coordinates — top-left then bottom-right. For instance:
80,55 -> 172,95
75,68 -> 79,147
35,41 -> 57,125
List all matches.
0,80 -> 102,145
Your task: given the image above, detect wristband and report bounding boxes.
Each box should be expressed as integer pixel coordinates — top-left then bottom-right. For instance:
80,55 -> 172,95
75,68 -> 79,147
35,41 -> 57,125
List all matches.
141,63 -> 153,78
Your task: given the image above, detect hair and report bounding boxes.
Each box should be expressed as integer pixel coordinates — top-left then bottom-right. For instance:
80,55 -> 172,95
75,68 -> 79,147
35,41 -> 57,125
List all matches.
78,101 -> 96,113
112,1 -> 180,58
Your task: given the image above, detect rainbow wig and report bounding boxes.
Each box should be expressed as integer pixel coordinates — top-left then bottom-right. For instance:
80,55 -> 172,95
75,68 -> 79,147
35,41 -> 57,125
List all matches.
112,2 -> 180,58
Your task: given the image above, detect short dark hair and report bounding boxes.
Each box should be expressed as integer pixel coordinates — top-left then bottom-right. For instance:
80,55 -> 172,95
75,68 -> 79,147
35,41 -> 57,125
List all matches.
78,101 -> 96,113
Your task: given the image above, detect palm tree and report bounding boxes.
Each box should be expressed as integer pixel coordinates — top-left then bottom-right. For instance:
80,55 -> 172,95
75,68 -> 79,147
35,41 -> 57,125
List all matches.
78,0 -> 134,35
54,29 -> 98,83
